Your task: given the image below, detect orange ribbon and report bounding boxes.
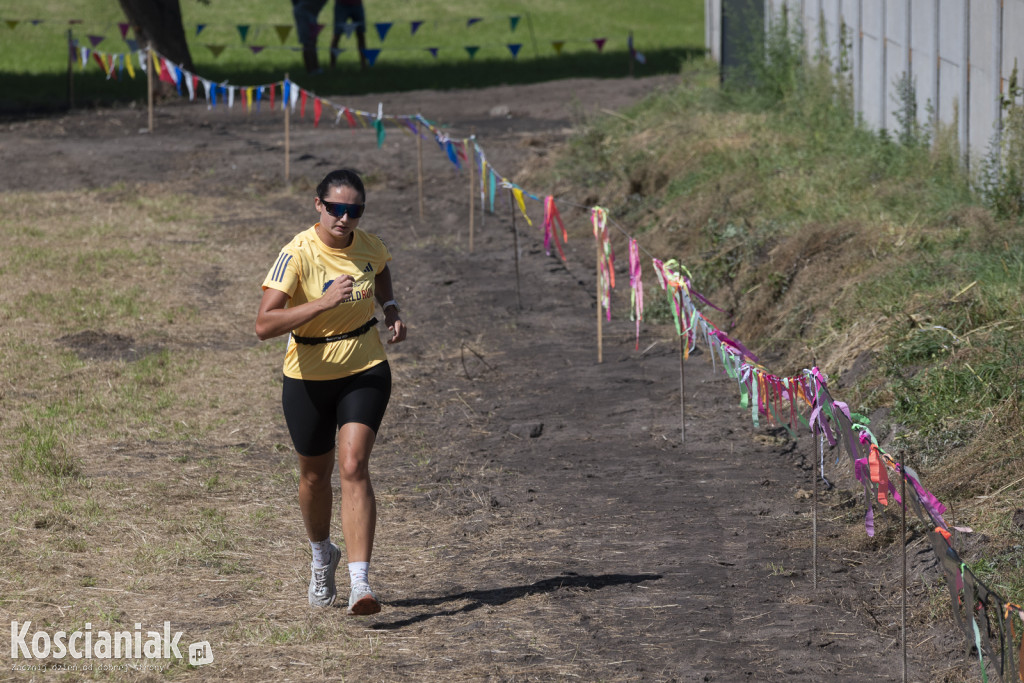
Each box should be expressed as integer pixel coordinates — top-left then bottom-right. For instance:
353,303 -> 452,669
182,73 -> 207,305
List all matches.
868,443 -> 888,505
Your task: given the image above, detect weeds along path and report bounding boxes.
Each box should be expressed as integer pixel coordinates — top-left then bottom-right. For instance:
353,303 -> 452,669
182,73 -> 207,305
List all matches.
0,77 -> 968,680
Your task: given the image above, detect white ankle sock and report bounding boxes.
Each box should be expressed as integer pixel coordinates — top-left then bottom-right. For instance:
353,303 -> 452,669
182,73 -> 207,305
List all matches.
348,561 -> 369,586
310,538 -> 333,568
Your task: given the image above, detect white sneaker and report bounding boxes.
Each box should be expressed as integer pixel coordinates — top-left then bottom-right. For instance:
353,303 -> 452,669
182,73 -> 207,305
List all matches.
347,582 -> 381,615
308,543 -> 341,607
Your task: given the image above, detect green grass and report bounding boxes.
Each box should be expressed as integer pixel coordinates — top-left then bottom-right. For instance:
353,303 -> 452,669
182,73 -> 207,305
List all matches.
0,0 -> 704,108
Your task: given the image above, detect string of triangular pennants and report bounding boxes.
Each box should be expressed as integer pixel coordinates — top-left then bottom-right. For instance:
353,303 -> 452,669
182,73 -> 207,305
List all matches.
7,14 -> 556,41
73,42 -> 1022,680
65,37 -> 620,67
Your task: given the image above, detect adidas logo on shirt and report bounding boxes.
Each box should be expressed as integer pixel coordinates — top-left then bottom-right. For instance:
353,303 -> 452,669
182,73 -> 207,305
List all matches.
363,262 -> 373,273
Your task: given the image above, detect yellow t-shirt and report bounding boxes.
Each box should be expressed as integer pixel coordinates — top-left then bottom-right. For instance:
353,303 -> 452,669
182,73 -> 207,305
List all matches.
262,225 -> 391,380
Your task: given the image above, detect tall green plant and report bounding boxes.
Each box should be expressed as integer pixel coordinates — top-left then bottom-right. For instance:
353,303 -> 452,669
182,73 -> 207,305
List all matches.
979,61 -> 1024,219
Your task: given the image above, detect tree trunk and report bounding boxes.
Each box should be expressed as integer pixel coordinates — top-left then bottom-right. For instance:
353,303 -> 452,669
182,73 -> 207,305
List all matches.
117,0 -> 194,71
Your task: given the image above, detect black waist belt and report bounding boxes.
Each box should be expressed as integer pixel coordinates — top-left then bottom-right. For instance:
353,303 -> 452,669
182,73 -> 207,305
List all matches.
292,317 -> 377,345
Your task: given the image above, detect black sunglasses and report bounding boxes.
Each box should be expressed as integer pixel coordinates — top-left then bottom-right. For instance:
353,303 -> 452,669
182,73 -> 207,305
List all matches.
321,200 -> 365,219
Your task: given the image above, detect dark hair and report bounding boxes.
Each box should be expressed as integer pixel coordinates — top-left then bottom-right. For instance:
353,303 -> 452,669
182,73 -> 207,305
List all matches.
316,169 -> 365,202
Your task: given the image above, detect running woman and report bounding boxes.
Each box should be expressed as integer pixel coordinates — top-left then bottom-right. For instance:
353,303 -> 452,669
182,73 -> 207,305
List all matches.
255,168 -> 406,614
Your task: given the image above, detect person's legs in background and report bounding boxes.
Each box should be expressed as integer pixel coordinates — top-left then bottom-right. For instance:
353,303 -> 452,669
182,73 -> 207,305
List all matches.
293,0 -> 328,73
331,1 -> 368,70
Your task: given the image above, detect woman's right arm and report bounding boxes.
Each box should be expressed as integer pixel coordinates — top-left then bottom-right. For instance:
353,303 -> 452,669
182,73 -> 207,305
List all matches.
255,276 -> 354,340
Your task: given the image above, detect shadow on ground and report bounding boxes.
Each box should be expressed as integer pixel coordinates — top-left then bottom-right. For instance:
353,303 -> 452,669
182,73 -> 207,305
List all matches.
373,572 -> 663,630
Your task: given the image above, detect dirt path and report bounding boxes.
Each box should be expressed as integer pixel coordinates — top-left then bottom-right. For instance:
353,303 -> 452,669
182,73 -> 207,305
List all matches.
0,76 -> 971,681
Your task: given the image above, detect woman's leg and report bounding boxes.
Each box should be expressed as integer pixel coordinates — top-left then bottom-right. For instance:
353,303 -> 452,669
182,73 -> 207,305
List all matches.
297,449 -> 335,542
336,422 -> 377,562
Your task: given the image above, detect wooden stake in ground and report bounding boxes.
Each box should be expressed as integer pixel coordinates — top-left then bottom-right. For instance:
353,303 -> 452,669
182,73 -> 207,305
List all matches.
468,138 -> 475,252
628,31 -> 635,78
416,124 -> 424,222
508,189 -> 522,310
901,467 -> 908,683
678,333 -> 686,444
284,74 -> 290,187
813,433 -> 821,590
66,29 -> 74,110
596,237 -> 603,364
146,43 -> 154,133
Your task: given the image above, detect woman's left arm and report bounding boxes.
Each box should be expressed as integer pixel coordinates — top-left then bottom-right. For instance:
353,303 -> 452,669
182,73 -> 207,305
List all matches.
375,265 -> 406,344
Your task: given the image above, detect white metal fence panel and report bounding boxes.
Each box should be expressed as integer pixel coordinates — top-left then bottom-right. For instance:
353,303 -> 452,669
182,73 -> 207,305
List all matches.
909,0 -> 937,125
859,0 -> 886,130
706,0 -> 1023,165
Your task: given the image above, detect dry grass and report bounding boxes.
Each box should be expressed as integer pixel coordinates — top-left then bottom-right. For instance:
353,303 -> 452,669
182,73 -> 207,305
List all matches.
0,178 -> 653,680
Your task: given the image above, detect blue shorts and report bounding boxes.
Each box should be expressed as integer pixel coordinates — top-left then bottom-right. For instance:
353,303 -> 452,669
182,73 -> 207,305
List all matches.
281,361 -> 391,456
333,3 -> 365,33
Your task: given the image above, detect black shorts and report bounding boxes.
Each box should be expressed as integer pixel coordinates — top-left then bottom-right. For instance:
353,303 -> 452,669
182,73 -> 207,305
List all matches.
281,361 -> 392,457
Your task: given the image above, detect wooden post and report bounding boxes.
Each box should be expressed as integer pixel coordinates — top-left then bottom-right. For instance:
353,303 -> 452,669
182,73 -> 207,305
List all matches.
679,333 -> 686,443
509,189 -> 522,310
468,137 -> 475,252
628,31 -> 635,78
284,74 -> 290,188
596,238 -> 603,363
416,124 -> 424,222
146,43 -> 154,133
66,29 -> 74,110
813,433 -> 821,590
901,466 -> 908,683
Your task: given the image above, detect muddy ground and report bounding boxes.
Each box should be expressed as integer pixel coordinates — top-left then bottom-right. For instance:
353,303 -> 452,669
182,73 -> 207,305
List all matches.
0,75 -> 976,681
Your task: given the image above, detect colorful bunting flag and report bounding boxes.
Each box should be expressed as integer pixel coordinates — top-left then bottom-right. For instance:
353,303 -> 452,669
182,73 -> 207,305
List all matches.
88,35 -> 104,48
249,46 -> 265,54
551,41 -> 565,55
629,239 -> 643,349
375,22 -> 392,42
410,20 -> 423,36
363,48 -> 380,66
374,103 -> 385,147
628,34 -> 646,64
118,23 -> 130,40
509,16 -> 520,32
195,24 -> 206,37
206,45 -> 225,58
542,196 -> 568,262
512,187 -> 532,226
488,169 -> 497,213
6,20 -> 20,30
426,47 -> 439,58
467,18 -> 483,28
465,46 -> 479,59
507,44 -> 521,59
314,98 -> 322,127
593,38 -> 607,52
444,140 -> 461,169
237,25 -> 250,43
274,25 -> 292,43
591,206 -> 614,320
